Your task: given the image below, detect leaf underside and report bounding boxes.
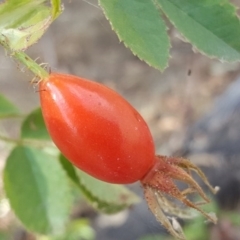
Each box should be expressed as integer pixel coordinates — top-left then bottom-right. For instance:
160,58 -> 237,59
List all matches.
21,108 -> 50,140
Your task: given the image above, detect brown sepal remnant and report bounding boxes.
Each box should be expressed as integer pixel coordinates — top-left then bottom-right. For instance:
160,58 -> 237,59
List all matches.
141,155 -> 218,240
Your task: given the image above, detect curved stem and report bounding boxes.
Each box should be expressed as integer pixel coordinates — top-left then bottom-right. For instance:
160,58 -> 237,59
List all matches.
0,134 -> 19,144
13,51 -> 49,79
0,40 -> 49,79
0,134 -> 55,148
0,113 -> 26,119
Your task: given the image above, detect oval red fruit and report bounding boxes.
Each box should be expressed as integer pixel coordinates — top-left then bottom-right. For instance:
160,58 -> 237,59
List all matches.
39,72 -> 218,240
39,73 -> 156,184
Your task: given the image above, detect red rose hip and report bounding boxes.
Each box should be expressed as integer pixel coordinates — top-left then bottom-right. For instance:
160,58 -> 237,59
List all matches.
39,73 -> 156,184
39,73 -> 218,240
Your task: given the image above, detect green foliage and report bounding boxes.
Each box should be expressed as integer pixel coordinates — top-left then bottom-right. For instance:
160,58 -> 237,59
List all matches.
0,105 -> 140,236
3,146 -> 73,234
0,232 -> 9,240
59,154 -> 80,186
21,108 -> 51,140
38,219 -> 95,240
139,234 -> 166,240
100,0 -> 240,70
1,0 -> 240,70
60,155 -> 140,214
156,0 -> 240,62
77,169 -> 140,213
51,0 -> 63,20
183,218 -> 209,240
183,198 -> 218,240
99,0 -> 170,70
0,0 -> 62,51
0,94 -> 19,118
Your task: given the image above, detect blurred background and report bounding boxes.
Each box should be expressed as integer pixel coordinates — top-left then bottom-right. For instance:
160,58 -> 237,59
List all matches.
0,0 -> 240,239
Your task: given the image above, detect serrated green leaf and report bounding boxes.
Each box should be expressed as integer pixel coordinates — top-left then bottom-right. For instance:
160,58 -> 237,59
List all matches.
156,0 -> 240,62
3,146 -> 72,234
99,0 -> 170,71
0,0 -> 63,51
77,169 -> 140,214
0,94 -> 19,118
21,108 -> 50,140
59,155 -> 140,214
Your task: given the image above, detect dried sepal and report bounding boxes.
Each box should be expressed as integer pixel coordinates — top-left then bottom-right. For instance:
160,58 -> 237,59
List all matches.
144,186 -> 186,240
141,155 -> 218,240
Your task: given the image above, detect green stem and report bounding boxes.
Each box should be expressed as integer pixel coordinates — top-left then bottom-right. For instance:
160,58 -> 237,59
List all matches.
1,41 -> 49,79
0,134 -> 55,148
0,134 -> 19,144
13,51 -> 49,79
0,113 -> 26,119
